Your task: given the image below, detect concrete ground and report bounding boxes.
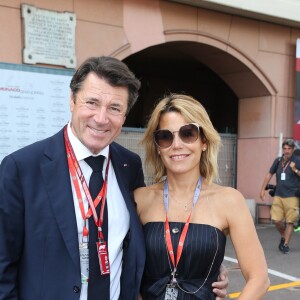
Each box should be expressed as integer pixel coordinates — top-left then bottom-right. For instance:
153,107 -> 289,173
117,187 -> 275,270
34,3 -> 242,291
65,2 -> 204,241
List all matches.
224,224 -> 300,299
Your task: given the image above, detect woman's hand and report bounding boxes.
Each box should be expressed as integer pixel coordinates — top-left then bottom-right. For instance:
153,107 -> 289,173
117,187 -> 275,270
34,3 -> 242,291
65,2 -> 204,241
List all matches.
212,264 -> 228,299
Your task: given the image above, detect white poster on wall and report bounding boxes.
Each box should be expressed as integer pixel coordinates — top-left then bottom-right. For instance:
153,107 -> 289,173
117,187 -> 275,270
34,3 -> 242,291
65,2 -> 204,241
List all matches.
0,65 -> 73,162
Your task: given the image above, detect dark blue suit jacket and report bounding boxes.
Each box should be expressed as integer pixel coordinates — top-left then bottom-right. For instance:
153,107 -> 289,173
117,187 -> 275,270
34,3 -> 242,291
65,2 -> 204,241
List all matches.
0,129 -> 146,300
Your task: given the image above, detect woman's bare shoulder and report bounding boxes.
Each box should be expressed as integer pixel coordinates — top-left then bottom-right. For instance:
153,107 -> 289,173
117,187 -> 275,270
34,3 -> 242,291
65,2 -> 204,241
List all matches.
206,183 -> 245,204
210,182 -> 241,193
134,182 -> 163,203
135,182 -> 161,194
134,182 -> 164,219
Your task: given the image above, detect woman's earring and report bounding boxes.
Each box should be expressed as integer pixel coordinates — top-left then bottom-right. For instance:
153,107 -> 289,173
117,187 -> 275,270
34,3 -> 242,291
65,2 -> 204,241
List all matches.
202,147 -> 206,151
158,150 -> 161,155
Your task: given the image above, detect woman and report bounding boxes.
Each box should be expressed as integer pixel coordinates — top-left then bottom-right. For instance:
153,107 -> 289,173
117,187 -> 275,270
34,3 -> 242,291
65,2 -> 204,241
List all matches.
134,94 -> 269,299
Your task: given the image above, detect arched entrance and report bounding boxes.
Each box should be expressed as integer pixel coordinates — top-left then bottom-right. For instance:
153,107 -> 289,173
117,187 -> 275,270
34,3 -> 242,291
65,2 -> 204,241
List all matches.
115,40 -> 274,186
124,41 -> 238,133
123,40 -> 274,130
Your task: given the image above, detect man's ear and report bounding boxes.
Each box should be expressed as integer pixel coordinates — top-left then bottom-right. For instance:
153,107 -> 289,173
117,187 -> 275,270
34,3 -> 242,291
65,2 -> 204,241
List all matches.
122,115 -> 126,126
70,93 -> 75,112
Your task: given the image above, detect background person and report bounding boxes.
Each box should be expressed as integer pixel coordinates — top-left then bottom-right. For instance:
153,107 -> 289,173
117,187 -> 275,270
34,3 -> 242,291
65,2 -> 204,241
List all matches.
135,94 -> 269,299
260,139 -> 300,254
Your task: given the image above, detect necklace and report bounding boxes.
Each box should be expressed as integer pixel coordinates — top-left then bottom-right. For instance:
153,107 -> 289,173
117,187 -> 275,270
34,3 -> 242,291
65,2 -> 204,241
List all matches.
167,180 -> 202,212
171,197 -> 194,212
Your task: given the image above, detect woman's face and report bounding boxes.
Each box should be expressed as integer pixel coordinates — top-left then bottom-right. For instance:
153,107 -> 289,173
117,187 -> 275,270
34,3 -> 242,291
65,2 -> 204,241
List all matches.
156,112 -> 206,176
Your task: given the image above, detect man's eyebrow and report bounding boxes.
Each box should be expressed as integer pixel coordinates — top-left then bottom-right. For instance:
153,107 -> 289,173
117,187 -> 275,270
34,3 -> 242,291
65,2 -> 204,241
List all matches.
110,102 -> 122,106
84,96 -> 100,102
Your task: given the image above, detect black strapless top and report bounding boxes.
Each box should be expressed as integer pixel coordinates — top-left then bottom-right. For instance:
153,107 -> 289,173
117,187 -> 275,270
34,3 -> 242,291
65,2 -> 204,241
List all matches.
141,222 -> 226,300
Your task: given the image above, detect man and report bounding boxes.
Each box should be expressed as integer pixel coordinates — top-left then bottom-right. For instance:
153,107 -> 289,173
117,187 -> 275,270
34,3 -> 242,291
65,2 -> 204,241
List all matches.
260,139 -> 300,254
0,56 -> 227,299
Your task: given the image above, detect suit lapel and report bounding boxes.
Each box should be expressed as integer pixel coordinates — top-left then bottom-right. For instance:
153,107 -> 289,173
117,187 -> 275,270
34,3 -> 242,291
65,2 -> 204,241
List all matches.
39,137 -> 138,272
40,130 -> 80,271
109,144 -> 136,214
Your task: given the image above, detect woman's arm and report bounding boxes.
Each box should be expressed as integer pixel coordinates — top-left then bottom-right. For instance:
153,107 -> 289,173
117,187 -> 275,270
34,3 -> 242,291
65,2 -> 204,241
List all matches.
226,189 -> 270,299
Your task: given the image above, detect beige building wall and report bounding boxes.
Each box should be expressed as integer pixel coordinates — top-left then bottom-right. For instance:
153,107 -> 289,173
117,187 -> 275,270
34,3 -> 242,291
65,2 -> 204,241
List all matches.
0,0 -> 300,214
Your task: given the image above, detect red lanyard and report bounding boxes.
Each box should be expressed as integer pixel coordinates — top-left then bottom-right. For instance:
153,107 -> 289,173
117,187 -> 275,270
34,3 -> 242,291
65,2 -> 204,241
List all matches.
163,177 -> 202,281
64,125 -> 110,241
165,214 -> 191,273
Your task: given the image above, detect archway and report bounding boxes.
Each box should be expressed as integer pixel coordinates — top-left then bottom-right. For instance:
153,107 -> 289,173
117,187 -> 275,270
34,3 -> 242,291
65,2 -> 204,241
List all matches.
116,40 -> 274,186
123,40 -> 273,134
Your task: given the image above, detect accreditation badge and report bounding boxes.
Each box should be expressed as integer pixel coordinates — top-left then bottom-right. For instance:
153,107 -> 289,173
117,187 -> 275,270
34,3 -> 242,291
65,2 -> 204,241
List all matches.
281,172 -> 286,180
164,283 -> 178,300
79,243 -> 89,284
97,241 -> 110,275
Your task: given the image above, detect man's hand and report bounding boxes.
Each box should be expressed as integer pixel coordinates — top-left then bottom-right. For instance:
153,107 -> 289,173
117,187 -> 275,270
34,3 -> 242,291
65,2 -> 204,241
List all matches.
290,161 -> 296,172
260,189 -> 266,201
212,264 -> 228,299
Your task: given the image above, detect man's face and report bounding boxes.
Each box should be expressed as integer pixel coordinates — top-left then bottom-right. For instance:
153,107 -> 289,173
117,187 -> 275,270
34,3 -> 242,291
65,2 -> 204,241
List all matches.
70,72 -> 128,154
282,145 -> 294,160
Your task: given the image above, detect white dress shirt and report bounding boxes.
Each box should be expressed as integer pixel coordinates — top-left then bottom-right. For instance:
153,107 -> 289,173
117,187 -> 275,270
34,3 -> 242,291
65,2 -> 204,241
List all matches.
67,123 -> 130,300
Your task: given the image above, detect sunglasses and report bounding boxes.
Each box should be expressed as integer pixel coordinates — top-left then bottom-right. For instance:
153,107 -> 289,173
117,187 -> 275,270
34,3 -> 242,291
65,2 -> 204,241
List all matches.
153,123 -> 201,149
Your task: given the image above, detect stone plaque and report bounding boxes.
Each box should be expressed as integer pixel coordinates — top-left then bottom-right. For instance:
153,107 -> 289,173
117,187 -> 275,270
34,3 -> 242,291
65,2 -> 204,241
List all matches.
21,4 -> 76,68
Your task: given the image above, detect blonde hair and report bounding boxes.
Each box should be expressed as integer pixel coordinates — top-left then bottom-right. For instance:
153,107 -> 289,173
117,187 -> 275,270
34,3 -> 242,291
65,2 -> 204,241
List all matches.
141,94 -> 221,184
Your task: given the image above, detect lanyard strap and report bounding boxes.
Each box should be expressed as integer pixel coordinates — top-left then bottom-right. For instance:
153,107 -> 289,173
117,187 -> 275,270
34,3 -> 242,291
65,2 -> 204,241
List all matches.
163,177 -> 202,274
281,159 -> 290,173
165,215 -> 190,269
64,125 -> 110,240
